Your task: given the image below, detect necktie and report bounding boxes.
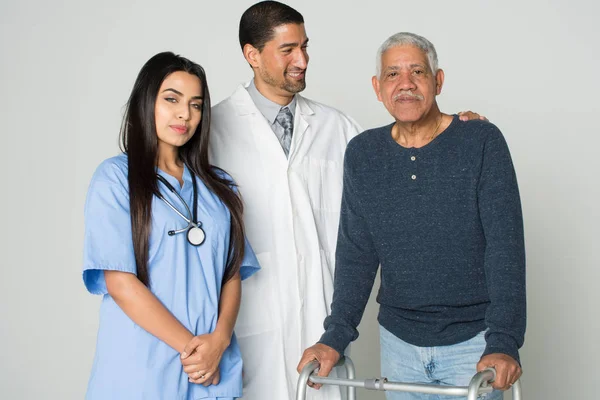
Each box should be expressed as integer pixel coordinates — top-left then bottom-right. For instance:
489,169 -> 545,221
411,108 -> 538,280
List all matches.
275,106 -> 294,157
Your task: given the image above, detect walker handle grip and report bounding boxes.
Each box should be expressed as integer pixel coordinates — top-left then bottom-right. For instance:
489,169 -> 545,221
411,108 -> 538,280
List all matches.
296,356 -> 356,400
467,367 -> 522,400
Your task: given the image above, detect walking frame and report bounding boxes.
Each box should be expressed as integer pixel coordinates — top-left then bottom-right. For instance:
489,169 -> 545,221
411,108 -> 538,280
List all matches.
297,356 -> 522,400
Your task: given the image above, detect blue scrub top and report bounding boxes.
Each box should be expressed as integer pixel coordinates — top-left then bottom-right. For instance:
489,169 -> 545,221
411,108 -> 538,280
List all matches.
82,154 -> 260,400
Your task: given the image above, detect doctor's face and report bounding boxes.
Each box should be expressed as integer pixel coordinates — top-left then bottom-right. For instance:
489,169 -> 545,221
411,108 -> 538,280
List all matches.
154,71 -> 203,150
252,23 -> 309,100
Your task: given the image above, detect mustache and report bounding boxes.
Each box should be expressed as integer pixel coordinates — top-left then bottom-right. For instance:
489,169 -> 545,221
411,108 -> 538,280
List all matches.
393,91 -> 424,101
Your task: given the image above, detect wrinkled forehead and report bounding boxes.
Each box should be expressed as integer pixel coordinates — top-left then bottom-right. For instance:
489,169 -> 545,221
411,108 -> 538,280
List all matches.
381,44 -> 431,69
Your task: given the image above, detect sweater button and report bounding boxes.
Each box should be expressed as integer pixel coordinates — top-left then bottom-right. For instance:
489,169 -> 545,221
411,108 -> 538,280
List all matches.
411,175 -> 417,180
411,156 -> 416,161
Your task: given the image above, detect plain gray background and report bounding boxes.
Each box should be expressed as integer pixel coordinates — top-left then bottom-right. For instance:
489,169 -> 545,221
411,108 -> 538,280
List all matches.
0,0 -> 598,399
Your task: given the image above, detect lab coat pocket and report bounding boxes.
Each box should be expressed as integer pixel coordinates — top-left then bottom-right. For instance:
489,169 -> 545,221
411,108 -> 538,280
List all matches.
235,252 -> 276,337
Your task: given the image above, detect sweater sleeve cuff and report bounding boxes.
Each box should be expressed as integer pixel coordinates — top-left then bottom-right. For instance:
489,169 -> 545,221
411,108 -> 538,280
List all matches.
318,324 -> 355,356
482,332 -> 521,365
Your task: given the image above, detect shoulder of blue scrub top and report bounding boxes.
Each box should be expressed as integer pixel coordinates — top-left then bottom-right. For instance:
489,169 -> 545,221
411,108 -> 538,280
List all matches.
89,153 -> 129,191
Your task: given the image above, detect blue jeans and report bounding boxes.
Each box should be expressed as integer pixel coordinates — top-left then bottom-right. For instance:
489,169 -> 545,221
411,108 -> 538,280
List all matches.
380,325 -> 503,400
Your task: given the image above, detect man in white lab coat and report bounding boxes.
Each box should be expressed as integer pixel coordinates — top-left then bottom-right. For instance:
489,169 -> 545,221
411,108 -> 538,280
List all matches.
210,3 -> 358,399
209,2 -> 483,399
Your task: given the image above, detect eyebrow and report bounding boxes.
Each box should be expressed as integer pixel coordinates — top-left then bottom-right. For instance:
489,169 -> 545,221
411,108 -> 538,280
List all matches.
278,38 -> 310,49
384,64 -> 428,72
161,88 -> 203,100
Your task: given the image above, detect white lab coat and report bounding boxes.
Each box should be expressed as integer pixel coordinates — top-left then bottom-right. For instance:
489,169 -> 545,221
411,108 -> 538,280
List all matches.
209,83 -> 362,400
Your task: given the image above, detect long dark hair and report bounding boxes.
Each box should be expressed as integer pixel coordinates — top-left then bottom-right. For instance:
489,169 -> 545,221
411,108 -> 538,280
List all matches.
119,52 -> 245,287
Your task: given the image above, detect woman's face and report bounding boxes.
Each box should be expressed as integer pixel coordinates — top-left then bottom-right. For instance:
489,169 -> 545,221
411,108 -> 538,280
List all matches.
154,71 -> 203,150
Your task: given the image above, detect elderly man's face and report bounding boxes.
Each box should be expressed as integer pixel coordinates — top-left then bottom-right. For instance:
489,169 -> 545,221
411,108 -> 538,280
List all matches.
372,45 -> 444,123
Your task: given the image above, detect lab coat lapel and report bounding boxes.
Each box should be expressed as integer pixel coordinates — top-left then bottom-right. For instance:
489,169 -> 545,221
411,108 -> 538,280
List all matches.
230,85 -> 289,168
289,95 -> 313,163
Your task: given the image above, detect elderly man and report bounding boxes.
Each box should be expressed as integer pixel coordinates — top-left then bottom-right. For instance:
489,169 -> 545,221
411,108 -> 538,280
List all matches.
297,32 -> 526,400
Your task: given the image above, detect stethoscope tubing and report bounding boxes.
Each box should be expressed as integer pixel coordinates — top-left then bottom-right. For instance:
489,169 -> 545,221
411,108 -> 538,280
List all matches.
155,168 -> 205,245
156,188 -> 193,224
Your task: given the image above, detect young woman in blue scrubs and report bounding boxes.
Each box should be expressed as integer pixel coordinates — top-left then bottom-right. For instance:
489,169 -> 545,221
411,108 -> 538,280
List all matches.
82,52 -> 259,399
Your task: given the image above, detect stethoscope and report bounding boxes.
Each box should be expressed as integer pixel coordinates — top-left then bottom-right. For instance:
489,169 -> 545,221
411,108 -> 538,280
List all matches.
155,169 -> 206,246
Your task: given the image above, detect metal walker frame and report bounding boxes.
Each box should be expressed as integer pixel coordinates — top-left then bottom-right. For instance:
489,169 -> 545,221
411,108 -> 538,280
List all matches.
297,356 -> 522,400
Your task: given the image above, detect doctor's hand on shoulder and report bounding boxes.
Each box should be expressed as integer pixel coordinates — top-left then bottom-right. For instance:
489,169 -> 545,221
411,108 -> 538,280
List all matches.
181,332 -> 229,386
297,343 -> 341,390
457,110 -> 488,121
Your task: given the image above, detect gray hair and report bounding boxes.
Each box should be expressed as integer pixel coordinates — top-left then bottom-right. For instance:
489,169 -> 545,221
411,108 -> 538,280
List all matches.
375,32 -> 439,77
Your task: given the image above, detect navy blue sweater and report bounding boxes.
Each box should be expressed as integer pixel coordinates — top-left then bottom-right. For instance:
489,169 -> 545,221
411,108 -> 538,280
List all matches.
319,116 -> 526,362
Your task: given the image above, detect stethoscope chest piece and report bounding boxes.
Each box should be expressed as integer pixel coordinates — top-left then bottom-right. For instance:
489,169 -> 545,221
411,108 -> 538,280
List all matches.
157,167 -> 207,247
187,225 -> 206,246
